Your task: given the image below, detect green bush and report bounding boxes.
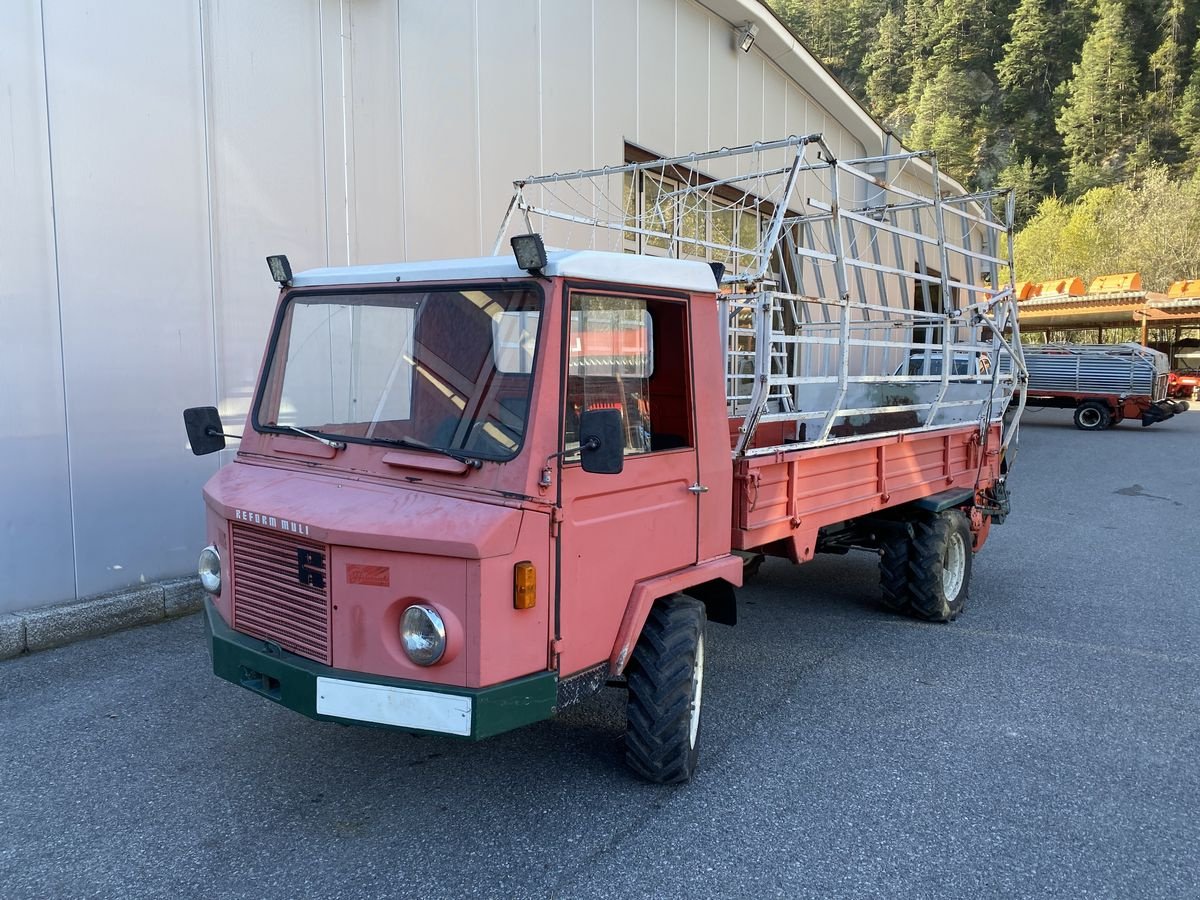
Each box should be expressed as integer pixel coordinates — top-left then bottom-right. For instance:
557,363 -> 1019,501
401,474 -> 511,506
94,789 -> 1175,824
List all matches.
1013,167 -> 1200,291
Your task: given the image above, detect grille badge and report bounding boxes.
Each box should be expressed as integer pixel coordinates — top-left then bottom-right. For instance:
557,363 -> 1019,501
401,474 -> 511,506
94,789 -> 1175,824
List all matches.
297,549 -> 326,589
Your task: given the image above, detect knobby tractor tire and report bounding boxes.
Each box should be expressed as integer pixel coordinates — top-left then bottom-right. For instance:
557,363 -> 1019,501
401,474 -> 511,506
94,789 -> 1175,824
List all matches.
907,509 -> 973,622
624,595 -> 707,784
1073,401 -> 1111,431
878,532 -> 912,614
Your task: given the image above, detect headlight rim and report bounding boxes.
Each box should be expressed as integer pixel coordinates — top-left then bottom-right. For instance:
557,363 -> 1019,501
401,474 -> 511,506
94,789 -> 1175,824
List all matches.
198,545 -> 222,595
400,603 -> 447,666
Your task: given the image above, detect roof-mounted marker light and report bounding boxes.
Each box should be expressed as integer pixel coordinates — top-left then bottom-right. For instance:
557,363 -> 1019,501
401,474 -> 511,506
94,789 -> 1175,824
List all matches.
510,233 -> 547,276
267,254 -> 293,286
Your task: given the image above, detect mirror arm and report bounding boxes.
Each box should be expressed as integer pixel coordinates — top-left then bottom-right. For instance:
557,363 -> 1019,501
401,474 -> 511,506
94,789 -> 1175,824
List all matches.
206,427 -> 242,441
539,437 -> 600,488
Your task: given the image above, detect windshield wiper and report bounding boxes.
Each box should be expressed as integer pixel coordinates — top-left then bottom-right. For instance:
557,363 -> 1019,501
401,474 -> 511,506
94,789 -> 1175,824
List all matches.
370,435 -> 484,469
280,425 -> 346,450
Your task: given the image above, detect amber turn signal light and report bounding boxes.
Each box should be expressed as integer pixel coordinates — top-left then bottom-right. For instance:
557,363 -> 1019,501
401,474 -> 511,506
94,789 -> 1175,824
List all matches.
513,561 -> 536,609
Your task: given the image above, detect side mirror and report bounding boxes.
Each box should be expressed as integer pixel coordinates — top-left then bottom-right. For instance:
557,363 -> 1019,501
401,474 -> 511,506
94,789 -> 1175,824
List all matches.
183,406 -> 226,456
578,408 -> 624,475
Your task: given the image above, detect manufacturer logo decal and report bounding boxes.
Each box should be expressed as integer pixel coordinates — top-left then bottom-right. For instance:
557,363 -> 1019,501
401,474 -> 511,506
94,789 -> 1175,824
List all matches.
234,508 -> 312,536
346,564 -> 391,587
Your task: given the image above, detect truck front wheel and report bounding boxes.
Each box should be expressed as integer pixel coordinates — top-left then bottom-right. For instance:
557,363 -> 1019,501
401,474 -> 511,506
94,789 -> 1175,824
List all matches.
624,595 -> 707,784
1073,401 -> 1111,430
907,510 -> 972,622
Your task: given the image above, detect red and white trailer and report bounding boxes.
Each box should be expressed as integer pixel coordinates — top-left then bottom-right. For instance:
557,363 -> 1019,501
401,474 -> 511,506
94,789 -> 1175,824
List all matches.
1019,343 -> 1187,430
185,137 -> 1027,782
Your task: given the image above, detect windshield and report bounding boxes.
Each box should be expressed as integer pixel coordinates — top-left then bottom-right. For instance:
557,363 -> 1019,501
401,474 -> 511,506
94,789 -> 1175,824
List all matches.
255,285 -> 542,461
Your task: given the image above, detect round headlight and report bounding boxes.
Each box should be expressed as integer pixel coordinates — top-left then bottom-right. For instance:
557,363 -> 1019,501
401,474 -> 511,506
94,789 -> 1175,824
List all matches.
400,604 -> 447,666
198,545 -> 221,595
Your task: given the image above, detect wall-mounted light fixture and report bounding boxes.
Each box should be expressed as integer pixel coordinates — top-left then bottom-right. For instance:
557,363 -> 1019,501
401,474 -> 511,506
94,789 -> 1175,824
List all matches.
735,21 -> 759,53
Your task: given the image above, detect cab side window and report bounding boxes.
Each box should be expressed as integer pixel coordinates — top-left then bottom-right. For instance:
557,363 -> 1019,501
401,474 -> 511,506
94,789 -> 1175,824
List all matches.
565,293 -> 692,459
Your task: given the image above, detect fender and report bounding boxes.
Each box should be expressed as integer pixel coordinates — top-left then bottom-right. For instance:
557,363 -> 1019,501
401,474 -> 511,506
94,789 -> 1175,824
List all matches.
608,554 -> 742,676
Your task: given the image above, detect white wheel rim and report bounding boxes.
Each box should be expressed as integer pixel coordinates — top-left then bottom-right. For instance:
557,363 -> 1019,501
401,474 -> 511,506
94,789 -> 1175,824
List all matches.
1079,407 -> 1101,427
688,632 -> 705,749
942,530 -> 966,600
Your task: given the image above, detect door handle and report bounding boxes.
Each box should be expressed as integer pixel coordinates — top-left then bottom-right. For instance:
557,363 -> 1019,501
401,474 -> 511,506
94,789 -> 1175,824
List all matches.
688,483 -> 709,494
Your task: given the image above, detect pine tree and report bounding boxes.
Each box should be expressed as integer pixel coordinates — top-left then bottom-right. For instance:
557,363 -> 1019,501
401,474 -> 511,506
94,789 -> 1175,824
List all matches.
900,0 -> 1015,184
845,0 -> 897,94
772,1 -> 856,82
997,0 -> 1088,195
1056,0 -> 1141,193
908,68 -> 990,180
1142,0 -> 1197,166
1177,38 -> 1200,171
765,0 -> 1197,206
998,156 -> 1051,223
864,8 -> 910,125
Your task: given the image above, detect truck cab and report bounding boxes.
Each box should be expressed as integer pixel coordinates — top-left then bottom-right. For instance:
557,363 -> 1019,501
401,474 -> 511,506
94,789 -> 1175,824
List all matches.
188,249 -> 738,767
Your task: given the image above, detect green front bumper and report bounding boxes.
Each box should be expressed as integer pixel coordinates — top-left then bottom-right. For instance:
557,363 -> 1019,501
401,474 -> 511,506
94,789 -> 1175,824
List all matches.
204,599 -> 557,740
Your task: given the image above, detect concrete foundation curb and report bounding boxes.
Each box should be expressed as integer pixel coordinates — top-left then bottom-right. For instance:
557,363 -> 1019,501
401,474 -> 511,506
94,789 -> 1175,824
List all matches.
162,576 -> 206,619
0,575 -> 205,660
0,614 -> 26,659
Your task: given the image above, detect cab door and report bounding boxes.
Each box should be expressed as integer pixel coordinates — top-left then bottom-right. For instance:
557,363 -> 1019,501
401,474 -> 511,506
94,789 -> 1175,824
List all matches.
556,289 -> 700,677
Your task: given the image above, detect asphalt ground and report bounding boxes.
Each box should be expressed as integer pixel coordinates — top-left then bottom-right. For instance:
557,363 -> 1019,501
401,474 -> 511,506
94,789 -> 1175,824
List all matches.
1,407 -> 1197,900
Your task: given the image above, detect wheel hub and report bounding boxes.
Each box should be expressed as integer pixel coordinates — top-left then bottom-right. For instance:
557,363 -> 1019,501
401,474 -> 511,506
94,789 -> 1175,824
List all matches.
942,530 -> 966,600
688,633 -> 705,749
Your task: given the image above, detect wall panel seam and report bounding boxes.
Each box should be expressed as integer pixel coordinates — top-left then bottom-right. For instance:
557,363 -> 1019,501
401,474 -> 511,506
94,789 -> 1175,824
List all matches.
197,0 -> 220,415
472,0 -> 483,255
340,0 -> 353,265
38,0 -> 80,602
318,0 -> 331,266
590,0 -> 595,167
396,0 -> 407,260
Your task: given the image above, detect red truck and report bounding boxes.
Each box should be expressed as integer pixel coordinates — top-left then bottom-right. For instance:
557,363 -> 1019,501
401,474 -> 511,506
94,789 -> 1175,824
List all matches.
184,137 -> 1026,782
1167,343 -> 1200,401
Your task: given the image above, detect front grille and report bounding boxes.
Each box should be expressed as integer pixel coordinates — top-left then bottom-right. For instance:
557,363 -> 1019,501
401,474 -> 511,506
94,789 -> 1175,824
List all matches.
231,524 -> 331,665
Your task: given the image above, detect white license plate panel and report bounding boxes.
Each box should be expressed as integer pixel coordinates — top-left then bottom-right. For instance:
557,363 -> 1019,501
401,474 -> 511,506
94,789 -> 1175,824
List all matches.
316,677 -> 473,736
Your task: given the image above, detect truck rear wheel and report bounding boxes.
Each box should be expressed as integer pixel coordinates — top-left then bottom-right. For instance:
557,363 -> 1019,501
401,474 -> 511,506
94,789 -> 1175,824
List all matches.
741,552 -> 766,583
878,533 -> 912,614
907,510 -> 972,622
624,595 -> 706,784
1073,401 -> 1111,431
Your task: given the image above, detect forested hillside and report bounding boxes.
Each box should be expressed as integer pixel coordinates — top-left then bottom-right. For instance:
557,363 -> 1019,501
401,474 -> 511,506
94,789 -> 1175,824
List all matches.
766,0 -> 1200,232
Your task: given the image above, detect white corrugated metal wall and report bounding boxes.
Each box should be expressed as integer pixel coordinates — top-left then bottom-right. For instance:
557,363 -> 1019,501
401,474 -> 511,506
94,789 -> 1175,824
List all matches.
0,0 -> 874,613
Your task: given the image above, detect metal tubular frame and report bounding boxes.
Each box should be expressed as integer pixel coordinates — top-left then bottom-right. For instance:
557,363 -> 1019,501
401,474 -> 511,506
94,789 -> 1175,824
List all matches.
492,137 -> 1028,458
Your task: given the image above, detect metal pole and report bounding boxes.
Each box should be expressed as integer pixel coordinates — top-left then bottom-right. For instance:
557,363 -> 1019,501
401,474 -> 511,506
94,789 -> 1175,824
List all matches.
924,153 -> 954,427
739,145 -> 808,284
818,160 -> 853,442
490,191 -> 520,255
520,134 -> 822,186
1000,189 -> 1026,454
735,292 -> 775,455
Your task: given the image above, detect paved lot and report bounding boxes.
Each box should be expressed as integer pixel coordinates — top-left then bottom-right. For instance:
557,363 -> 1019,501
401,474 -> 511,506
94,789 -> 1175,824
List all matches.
2,408 -> 1197,899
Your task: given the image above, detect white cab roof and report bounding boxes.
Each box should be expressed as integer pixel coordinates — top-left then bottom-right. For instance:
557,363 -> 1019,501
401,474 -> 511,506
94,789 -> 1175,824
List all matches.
291,249 -> 719,293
